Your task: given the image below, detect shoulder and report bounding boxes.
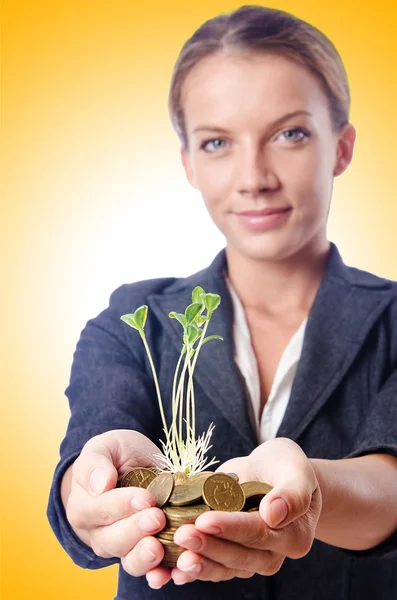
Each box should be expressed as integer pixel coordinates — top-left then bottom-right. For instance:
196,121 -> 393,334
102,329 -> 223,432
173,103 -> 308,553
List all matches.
343,264 -> 397,293
328,243 -> 397,298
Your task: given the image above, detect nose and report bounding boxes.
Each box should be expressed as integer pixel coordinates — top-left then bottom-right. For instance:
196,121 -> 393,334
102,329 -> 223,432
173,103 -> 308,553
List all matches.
235,144 -> 278,196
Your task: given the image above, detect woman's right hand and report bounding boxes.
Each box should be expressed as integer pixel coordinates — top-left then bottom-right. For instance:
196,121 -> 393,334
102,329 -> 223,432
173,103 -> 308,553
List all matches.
62,429 -> 172,587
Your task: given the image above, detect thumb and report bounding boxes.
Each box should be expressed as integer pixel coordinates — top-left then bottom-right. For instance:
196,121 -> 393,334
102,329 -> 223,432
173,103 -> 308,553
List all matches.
259,483 -> 313,529
88,465 -> 112,496
74,439 -> 119,497
74,429 -> 162,497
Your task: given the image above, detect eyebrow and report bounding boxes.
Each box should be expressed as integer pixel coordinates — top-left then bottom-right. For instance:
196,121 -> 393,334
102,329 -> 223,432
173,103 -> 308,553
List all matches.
192,110 -> 313,134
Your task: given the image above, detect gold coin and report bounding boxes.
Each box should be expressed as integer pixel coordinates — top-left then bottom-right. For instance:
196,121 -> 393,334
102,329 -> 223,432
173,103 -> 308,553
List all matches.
241,481 -> 273,510
240,481 -> 273,498
173,472 -> 186,485
163,504 -> 210,524
119,467 -> 157,489
226,472 -> 239,482
188,472 -> 212,481
202,473 -> 245,511
157,537 -> 179,546
161,544 -> 185,567
147,473 -> 175,507
156,531 -> 176,542
168,478 -> 205,506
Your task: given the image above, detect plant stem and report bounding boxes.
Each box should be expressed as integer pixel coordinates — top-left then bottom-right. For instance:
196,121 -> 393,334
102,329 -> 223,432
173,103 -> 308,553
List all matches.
191,313 -> 211,372
185,314 -> 211,452
176,358 -> 189,448
171,351 -> 184,459
140,333 -> 171,447
186,343 -> 195,447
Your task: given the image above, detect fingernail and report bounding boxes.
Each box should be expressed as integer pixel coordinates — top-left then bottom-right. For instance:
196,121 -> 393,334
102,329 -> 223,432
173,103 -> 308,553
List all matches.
200,524 -> 221,535
268,498 -> 289,527
139,513 -> 162,533
89,468 -> 106,495
140,544 -> 157,562
182,563 -> 202,574
131,497 -> 152,511
173,575 -> 195,585
183,536 -> 202,551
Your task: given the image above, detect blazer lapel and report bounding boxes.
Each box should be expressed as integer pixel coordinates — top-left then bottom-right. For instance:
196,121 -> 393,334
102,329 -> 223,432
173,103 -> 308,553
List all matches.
148,251 -> 257,452
277,244 -> 394,441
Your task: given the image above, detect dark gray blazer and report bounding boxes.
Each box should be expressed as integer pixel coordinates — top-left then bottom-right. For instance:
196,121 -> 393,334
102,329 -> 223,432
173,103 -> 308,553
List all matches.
47,243 -> 397,600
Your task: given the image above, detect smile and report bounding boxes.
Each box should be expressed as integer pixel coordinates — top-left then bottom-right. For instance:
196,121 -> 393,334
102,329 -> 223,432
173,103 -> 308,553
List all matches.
235,207 -> 292,231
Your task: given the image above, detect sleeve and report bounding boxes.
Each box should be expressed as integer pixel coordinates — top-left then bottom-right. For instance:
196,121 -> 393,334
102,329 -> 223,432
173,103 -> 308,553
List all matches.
340,365 -> 397,559
46,285 -> 162,569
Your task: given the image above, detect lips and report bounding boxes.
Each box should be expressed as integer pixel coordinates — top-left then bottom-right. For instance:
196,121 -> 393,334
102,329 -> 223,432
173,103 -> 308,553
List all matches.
236,207 -> 291,217
234,206 -> 292,231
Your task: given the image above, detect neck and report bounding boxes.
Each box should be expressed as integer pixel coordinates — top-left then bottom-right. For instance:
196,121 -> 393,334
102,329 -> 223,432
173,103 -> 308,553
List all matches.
225,241 -> 331,317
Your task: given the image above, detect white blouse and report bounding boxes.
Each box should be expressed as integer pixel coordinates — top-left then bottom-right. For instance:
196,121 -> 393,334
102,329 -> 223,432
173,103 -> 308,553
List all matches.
226,278 -> 307,443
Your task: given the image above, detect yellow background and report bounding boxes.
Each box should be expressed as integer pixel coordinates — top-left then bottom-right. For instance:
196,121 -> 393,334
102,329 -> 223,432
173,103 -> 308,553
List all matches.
2,1 -> 396,598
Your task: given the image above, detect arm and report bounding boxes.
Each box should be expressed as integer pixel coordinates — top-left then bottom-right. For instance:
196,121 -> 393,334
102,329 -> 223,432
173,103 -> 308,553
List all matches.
311,453 -> 397,550
47,284 -> 164,569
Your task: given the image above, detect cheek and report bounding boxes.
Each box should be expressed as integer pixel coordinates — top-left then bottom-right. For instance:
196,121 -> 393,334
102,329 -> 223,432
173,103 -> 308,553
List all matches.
195,159 -> 233,206
286,147 -> 333,205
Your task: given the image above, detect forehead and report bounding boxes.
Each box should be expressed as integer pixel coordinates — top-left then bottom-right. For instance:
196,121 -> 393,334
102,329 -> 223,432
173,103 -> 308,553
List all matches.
181,52 -> 330,128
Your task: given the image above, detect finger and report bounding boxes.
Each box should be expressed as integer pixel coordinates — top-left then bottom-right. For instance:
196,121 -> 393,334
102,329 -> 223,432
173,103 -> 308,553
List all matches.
259,480 -> 320,530
73,430 -> 162,497
121,536 -> 166,578
196,500 -> 319,559
146,565 -> 173,589
91,507 -> 166,558
174,524 -> 282,576
174,551 -> 256,583
248,438 -> 319,528
66,484 -> 156,530
194,510 -> 274,549
171,569 -> 196,586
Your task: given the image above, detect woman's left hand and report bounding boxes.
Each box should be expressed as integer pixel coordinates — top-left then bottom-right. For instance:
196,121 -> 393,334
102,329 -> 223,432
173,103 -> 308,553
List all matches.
169,438 -> 322,586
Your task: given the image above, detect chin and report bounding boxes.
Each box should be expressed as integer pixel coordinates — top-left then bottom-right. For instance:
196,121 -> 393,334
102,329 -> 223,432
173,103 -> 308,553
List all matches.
226,223 -> 325,264
229,238 -> 296,263
222,217 -> 300,262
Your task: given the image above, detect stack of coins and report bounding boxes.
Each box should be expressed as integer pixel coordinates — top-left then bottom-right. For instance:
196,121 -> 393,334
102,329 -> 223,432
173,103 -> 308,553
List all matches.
159,504 -> 211,566
118,467 -> 273,568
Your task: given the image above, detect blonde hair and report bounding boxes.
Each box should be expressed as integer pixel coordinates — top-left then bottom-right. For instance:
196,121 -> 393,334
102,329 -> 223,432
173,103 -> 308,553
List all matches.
168,5 -> 350,148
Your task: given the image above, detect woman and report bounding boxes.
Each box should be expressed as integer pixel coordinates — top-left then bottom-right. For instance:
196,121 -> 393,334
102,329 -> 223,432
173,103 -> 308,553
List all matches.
47,5 -> 397,599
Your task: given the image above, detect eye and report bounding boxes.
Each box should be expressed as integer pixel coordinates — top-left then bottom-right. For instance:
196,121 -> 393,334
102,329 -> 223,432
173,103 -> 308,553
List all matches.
278,127 -> 311,143
199,138 -> 228,153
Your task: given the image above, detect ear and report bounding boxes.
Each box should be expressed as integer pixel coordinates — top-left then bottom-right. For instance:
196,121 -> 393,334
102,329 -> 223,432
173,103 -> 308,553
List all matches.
333,123 -> 357,177
180,145 -> 199,189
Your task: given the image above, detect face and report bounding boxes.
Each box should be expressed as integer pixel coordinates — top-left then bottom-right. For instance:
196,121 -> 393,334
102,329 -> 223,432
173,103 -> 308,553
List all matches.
180,52 -> 356,263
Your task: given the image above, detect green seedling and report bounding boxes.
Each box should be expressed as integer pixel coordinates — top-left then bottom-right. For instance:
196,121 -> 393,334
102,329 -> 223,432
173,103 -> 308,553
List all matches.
121,286 -> 223,475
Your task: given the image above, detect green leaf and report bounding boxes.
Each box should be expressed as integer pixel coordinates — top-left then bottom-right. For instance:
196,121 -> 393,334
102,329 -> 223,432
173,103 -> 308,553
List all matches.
204,293 -> 221,312
201,335 -> 224,346
169,311 -> 187,328
185,324 -> 201,345
133,305 -> 148,330
120,314 -> 139,330
196,315 -> 208,327
185,302 -> 203,325
192,286 -> 205,303
190,321 -> 202,334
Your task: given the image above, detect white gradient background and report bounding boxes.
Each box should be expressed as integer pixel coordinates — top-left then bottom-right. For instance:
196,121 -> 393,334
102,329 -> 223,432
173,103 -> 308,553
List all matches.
2,1 -> 397,598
